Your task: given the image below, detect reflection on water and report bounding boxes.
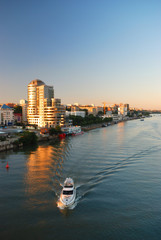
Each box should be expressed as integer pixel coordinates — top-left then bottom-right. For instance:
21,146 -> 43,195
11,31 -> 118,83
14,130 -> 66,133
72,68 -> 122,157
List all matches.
25,145 -> 53,196
24,140 -> 74,210
57,198 -> 77,210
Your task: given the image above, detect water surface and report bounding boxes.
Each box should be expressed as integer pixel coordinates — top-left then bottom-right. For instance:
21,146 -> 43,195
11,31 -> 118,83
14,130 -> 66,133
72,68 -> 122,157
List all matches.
1,115 -> 161,239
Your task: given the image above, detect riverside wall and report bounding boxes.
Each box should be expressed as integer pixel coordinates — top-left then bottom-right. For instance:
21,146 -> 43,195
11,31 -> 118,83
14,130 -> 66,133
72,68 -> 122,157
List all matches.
0,135 -> 59,153
82,123 -> 103,131
0,138 -> 23,152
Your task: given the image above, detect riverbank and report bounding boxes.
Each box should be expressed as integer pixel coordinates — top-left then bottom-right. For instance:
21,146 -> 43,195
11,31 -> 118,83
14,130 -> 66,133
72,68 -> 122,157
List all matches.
81,116 -> 144,131
37,134 -> 59,143
0,138 -> 23,152
82,123 -> 103,131
0,134 -> 59,153
0,116 -> 148,153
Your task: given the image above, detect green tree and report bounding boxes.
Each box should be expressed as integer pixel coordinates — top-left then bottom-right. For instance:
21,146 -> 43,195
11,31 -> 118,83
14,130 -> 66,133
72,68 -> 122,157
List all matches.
97,111 -> 103,116
14,105 -> 22,113
49,126 -> 62,135
49,128 -> 57,135
69,115 -> 113,126
55,125 -> 62,133
19,131 -> 37,146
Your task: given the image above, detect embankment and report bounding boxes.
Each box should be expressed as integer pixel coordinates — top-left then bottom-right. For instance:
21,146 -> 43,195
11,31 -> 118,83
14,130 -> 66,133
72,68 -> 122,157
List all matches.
0,138 -> 23,152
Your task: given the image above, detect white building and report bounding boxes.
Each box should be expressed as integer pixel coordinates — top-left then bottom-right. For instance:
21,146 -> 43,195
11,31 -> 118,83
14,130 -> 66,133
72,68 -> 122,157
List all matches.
0,104 -> 14,125
20,99 -> 28,123
118,104 -> 129,117
112,114 -> 123,122
27,79 -> 65,128
65,111 -> 86,118
102,111 -> 112,119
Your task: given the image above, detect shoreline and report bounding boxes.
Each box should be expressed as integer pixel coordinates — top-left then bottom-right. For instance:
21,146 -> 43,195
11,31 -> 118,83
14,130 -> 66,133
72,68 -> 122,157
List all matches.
0,117 -> 147,153
81,117 -> 140,131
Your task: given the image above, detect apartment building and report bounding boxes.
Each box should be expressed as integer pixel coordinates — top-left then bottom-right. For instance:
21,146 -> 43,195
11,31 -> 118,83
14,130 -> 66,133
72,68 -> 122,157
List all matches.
118,103 -> 129,117
65,111 -> 86,118
27,79 -> 65,128
0,104 -> 14,125
20,99 -> 28,123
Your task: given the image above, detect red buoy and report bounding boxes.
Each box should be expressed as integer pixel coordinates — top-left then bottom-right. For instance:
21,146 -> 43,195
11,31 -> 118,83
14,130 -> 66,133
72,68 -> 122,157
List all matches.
6,162 -> 9,169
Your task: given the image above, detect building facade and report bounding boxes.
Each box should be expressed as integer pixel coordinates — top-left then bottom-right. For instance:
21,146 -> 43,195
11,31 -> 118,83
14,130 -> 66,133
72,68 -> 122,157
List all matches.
20,99 -> 28,123
0,104 -> 14,125
65,111 -> 86,118
14,113 -> 22,123
27,79 -> 65,128
118,103 -> 129,117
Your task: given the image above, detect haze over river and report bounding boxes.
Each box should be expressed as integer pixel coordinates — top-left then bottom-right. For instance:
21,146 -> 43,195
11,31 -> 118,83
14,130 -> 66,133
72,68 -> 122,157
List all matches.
1,115 -> 161,240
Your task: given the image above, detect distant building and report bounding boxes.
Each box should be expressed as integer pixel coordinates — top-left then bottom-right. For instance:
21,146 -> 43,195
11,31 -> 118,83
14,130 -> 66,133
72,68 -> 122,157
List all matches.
96,106 -> 104,114
124,104 -> 129,111
14,113 -> 22,123
118,103 -> 129,117
74,103 -> 79,106
102,111 -> 112,118
65,111 -> 86,118
111,104 -> 118,113
27,79 -> 65,128
0,104 -> 14,125
43,98 -> 65,127
6,103 -> 16,108
79,106 -> 97,116
71,106 -> 80,112
20,99 -> 28,123
112,114 -> 123,122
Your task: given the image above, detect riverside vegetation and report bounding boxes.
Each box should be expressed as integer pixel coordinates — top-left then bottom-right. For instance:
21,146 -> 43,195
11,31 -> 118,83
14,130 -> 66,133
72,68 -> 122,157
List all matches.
68,115 -> 113,126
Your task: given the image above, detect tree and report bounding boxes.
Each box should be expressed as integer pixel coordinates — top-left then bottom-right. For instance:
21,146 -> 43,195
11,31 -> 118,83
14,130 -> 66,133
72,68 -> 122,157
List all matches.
97,111 -> 103,116
49,128 -> 57,135
14,105 -> 22,113
49,126 -> 62,135
55,125 -> 62,133
19,131 -> 37,146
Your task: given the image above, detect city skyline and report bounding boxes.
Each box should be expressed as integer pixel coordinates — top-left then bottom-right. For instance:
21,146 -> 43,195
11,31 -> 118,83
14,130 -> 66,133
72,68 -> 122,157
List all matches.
0,1 -> 161,109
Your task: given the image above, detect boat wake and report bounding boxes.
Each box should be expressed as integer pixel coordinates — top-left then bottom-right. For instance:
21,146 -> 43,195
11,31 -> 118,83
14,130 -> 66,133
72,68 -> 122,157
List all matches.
52,143 -> 161,212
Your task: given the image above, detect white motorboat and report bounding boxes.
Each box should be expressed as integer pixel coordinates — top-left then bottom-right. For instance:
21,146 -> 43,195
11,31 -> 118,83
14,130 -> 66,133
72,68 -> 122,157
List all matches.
59,178 -> 76,207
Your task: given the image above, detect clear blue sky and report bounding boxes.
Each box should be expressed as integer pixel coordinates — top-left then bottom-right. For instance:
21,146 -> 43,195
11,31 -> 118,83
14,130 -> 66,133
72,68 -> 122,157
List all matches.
0,0 -> 161,109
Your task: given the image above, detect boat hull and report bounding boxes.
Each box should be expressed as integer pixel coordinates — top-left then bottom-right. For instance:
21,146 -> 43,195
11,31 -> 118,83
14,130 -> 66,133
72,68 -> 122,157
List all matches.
72,131 -> 84,136
60,189 -> 76,207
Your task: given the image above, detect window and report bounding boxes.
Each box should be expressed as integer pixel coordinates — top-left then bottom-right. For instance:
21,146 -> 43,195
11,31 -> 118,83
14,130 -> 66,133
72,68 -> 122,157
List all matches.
63,190 -> 73,195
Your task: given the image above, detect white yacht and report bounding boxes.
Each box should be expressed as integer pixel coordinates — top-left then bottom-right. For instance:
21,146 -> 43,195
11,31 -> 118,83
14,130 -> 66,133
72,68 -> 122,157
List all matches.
59,178 -> 76,207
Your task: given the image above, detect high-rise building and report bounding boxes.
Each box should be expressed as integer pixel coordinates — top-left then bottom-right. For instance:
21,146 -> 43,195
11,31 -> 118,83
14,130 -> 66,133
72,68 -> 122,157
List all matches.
118,103 -> 129,116
20,99 -> 28,123
27,79 -> 65,128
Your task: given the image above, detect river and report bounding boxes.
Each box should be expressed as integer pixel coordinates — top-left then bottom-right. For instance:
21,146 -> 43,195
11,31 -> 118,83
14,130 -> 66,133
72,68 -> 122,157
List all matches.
1,115 -> 161,240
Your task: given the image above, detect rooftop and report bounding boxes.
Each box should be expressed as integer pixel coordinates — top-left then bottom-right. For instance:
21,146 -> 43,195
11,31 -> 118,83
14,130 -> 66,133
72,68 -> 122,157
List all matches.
1,104 -> 12,109
29,79 -> 45,86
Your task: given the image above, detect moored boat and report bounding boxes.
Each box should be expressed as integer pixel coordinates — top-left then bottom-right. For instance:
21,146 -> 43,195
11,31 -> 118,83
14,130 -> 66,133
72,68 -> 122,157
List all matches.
61,126 -> 83,136
59,133 -> 66,139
